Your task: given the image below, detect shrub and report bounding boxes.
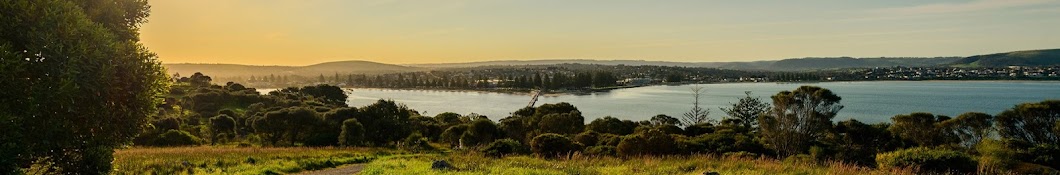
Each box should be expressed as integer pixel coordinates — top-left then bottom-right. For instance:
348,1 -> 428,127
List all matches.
481,139 -> 528,157
617,134 -> 648,156
875,147 -> 977,174
1017,144 -> 1060,169
440,125 -> 468,146
597,133 -> 623,147
584,146 -> 617,156
338,119 -> 365,146
530,133 -> 582,158
976,139 -> 1017,173
401,133 -> 435,152
153,130 -> 203,146
574,131 -> 600,146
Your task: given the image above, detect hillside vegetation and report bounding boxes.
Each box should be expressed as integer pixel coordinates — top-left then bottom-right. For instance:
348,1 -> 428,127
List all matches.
165,61 -> 423,78
952,49 -> 1060,67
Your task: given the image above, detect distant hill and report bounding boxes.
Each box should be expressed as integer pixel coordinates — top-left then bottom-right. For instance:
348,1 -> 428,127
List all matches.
952,49 -> 1060,67
166,49 -> 1058,77
411,57 -> 961,71
164,61 -> 422,78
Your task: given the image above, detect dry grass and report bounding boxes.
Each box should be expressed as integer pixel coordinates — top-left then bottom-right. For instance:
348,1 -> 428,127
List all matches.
360,152 -> 919,175
111,146 -> 393,175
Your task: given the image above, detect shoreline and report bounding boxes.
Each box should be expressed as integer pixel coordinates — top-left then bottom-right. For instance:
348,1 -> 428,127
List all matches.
256,79 -> 1060,96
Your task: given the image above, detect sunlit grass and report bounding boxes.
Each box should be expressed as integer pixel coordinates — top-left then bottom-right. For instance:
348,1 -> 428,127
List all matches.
112,146 -> 394,175
361,152 -> 917,175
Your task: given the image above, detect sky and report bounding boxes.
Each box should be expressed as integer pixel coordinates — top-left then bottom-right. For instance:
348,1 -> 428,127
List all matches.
140,0 -> 1060,66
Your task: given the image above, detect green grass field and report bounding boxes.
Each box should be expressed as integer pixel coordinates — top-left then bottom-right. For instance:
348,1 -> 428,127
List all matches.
112,147 -> 923,175
111,147 -> 394,175
360,152 -> 917,175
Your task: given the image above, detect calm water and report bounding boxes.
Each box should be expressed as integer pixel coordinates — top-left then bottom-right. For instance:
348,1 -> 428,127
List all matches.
264,81 -> 1060,123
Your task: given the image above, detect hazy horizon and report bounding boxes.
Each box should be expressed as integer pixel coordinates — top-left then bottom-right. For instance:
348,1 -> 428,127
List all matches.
143,0 -> 1060,66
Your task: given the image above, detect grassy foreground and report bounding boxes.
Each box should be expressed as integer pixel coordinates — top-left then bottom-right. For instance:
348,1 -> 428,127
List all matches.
111,147 -> 392,175
361,153 -> 917,175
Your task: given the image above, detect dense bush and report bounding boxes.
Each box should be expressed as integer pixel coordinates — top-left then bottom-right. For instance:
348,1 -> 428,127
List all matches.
339,119 -> 365,146
584,146 -> 618,156
401,133 -> 435,152
616,134 -> 648,156
154,130 -> 204,146
875,147 -> 977,174
1016,143 -> 1060,169
574,131 -> 600,146
530,133 -> 582,158
461,119 -> 501,147
976,139 -> 1017,173
482,139 -> 529,157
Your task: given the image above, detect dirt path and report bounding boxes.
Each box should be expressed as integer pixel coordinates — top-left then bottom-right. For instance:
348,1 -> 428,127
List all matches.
296,164 -> 365,175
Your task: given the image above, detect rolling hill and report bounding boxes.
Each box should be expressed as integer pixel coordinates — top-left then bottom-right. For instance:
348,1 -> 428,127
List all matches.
951,49 -> 1060,67
410,57 -> 961,71
164,61 -> 423,78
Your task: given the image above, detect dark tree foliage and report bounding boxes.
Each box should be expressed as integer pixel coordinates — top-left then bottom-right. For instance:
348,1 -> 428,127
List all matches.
683,123 -> 716,136
272,84 -> 348,107
650,114 -> 681,126
827,119 -> 900,166
574,131 -> 601,146
759,86 -> 843,156
940,112 -> 993,148
209,114 -> 237,144
355,100 -> 418,146
252,107 -> 321,145
441,125 -> 469,147
339,119 -> 365,146
530,133 -> 582,158
616,135 -> 648,156
720,91 -> 771,129
538,112 -> 585,135
687,129 -> 766,155
482,139 -> 529,157
996,100 -> 1060,145
586,116 -> 637,135
462,119 -> 501,147
0,0 -> 168,173
889,112 -> 954,147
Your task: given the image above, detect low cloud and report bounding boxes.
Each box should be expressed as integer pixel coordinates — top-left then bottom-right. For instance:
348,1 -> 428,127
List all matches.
874,0 -> 1057,14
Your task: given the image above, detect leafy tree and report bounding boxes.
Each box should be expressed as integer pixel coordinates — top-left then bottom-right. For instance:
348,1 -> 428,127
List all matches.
682,86 -> 712,126
0,0 -> 168,173
617,135 -> 648,156
339,119 -> 365,146
272,84 -> 348,106
209,114 -> 237,144
586,116 -> 637,135
720,91 -> 771,129
683,123 -> 716,136
650,114 -> 681,126
538,112 -> 585,135
995,100 -> 1059,145
827,119 -> 900,166
440,125 -> 469,147
889,112 -> 953,147
759,86 -> 843,156
434,112 -> 465,126
574,131 -> 601,146
356,99 -> 417,146
530,133 -> 582,158
939,112 -> 993,148
482,139 -> 529,157
462,119 -> 501,147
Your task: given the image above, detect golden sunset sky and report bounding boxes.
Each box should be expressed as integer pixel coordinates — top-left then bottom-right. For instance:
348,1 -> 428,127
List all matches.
140,0 -> 1060,66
